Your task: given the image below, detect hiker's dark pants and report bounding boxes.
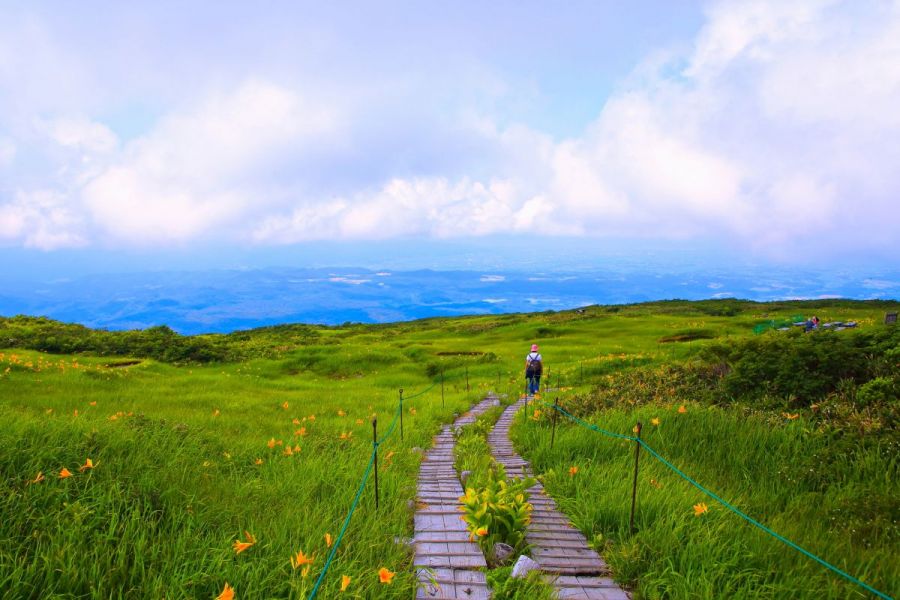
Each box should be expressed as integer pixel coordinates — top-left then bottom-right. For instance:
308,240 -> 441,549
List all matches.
526,373 -> 541,395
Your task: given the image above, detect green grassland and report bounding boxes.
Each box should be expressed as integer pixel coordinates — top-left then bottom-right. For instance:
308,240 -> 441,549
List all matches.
0,299 -> 897,599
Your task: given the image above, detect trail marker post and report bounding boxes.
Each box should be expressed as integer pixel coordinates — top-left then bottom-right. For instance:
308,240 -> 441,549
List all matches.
399,388 -> 404,441
550,397 -> 559,448
630,422 -> 643,534
372,418 -> 379,510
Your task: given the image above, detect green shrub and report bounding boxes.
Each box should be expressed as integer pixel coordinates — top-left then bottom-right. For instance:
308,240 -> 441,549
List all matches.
856,377 -> 898,407
459,464 -> 535,567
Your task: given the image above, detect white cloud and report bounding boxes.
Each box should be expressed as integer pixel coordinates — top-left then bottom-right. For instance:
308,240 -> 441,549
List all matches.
0,190 -> 86,250
81,80 -> 337,244
39,116 -> 118,153
0,0 -> 897,260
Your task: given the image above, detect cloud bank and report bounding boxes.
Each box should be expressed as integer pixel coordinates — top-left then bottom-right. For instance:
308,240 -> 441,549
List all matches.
0,0 -> 897,261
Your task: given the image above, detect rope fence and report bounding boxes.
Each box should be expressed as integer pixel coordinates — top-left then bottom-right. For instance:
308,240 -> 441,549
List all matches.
541,400 -> 893,600
305,374 -> 452,599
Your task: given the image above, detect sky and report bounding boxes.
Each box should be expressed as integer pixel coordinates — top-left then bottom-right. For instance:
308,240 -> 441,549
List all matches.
1,0 -> 898,275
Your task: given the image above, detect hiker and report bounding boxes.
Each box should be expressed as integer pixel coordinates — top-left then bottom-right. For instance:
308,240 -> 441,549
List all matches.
525,344 -> 543,395
805,316 -> 820,332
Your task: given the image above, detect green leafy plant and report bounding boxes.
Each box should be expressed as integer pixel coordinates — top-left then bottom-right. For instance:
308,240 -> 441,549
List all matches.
459,463 -> 535,567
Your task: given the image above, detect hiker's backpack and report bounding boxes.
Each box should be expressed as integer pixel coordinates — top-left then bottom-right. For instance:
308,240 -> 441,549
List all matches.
526,352 -> 543,376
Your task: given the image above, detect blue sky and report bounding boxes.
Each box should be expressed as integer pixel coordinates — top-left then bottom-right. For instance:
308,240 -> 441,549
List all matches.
0,1 -> 898,273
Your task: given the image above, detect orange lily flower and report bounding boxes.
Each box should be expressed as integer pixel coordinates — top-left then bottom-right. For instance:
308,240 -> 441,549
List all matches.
267,438 -> 276,449
282,401 -> 289,410
89,401 -> 97,406
340,432 -> 352,440
325,532 -> 333,547
255,458 -> 263,465
308,414 -> 316,421
216,582 -> 234,600
338,410 -> 346,417
678,405 -> 687,414
78,458 -> 97,472
651,417 -> 660,426
232,531 -> 256,554
355,419 -> 363,425
569,466 -> 578,477
693,502 -> 709,516
290,550 -> 315,569
213,409 -> 220,417
340,574 -> 351,592
378,567 -> 396,584
283,446 -> 293,456
293,444 -> 301,453
59,468 -> 73,479
296,427 -> 307,437
475,527 -> 488,537
293,418 -> 301,425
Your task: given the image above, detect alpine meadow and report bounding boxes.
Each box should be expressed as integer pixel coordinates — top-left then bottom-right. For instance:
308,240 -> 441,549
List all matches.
1,299 -> 897,599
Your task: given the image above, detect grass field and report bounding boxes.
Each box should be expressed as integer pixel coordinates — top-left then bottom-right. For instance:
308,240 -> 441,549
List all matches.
1,299 -> 897,599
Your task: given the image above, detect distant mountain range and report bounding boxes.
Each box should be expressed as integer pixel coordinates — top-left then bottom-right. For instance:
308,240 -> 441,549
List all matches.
1,266 -> 897,334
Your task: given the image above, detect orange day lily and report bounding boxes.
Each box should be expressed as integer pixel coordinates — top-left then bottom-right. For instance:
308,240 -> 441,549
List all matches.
340,432 -> 352,440
290,550 -> 315,569
255,458 -> 263,465
678,405 -> 687,414
296,427 -> 307,437
338,410 -> 346,417
651,417 -> 660,426
293,418 -> 301,425
325,532 -> 333,547
232,531 -> 256,554
216,582 -> 234,600
693,502 -> 709,516
282,401 -> 289,410
267,438 -> 276,449
378,567 -> 396,584
569,466 -> 578,477
78,458 -> 97,472
340,574 -> 351,592
59,468 -> 73,479
475,527 -> 488,537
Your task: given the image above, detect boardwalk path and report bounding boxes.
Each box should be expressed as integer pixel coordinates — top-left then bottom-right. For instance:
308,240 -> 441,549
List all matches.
414,395 -> 499,599
488,398 -> 630,600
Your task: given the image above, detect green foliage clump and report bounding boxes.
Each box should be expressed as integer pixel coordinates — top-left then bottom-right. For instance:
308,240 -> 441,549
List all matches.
459,464 -> 535,567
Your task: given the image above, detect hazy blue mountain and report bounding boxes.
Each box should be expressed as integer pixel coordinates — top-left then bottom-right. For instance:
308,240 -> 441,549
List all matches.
1,266 -> 897,334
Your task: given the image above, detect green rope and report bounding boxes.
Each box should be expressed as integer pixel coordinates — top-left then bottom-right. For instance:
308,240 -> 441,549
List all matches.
404,380 -> 437,400
541,401 -> 893,600
377,402 -> 402,445
307,448 -> 377,600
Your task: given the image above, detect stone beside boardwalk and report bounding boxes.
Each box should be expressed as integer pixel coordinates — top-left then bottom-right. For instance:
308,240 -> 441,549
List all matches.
414,395 -> 499,599
488,398 -> 630,600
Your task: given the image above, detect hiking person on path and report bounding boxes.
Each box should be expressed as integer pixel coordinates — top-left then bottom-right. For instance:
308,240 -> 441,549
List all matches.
525,344 -> 543,395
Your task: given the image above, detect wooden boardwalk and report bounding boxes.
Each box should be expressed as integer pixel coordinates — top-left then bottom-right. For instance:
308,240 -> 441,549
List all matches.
488,398 -> 630,600
414,395 -> 499,599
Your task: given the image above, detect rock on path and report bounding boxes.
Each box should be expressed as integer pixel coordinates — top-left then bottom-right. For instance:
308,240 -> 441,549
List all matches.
414,395 -> 499,599
488,398 -> 631,600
